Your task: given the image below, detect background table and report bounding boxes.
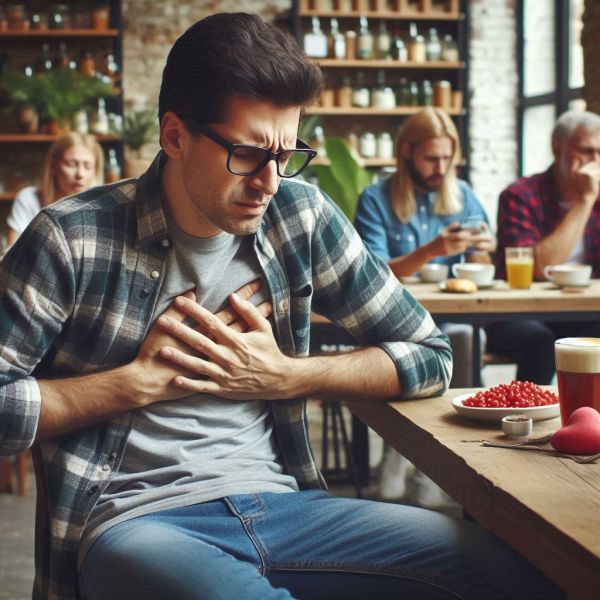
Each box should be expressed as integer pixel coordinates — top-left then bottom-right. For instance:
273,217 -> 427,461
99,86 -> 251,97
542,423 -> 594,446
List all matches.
349,389 -> 600,599
405,279 -> 600,385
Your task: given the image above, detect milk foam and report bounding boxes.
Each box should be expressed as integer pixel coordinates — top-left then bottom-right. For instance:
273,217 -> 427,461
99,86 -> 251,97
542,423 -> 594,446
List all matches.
555,338 -> 600,373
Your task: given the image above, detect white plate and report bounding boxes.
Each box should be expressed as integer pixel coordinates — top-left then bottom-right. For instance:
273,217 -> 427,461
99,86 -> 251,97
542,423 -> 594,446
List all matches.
451,393 -> 560,422
477,279 -> 508,290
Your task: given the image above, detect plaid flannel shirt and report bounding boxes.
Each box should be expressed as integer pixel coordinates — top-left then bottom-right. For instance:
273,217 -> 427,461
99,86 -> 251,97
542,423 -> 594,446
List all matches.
0,153 -> 451,599
495,165 -> 600,278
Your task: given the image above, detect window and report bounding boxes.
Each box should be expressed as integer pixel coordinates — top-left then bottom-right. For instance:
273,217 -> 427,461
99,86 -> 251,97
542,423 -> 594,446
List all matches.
518,0 -> 585,176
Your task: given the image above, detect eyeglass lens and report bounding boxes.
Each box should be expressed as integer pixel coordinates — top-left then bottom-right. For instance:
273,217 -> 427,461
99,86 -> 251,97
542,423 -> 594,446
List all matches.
229,146 -> 311,177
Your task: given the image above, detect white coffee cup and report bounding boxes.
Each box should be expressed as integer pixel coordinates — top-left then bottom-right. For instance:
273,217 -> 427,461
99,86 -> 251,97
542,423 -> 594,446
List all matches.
543,264 -> 592,287
451,263 -> 495,286
420,263 -> 449,283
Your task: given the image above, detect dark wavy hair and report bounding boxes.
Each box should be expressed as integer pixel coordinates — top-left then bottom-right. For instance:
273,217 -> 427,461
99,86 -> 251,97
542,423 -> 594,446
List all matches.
158,12 -> 323,128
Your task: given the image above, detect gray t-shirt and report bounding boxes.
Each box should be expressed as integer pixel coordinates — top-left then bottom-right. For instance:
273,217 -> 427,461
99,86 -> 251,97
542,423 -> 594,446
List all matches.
79,222 -> 298,567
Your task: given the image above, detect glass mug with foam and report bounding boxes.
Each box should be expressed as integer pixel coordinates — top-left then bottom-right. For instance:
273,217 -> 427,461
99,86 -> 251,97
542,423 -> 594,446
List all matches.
505,247 -> 534,289
555,337 -> 600,425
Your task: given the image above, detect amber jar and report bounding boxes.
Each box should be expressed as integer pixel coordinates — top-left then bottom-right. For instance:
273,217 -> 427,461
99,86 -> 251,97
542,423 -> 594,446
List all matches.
92,2 -> 110,30
6,5 -> 29,31
433,80 -> 452,110
79,51 -> 96,77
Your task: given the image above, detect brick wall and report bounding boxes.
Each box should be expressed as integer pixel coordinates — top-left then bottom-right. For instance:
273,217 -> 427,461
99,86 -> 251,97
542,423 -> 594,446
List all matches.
468,0 -> 518,230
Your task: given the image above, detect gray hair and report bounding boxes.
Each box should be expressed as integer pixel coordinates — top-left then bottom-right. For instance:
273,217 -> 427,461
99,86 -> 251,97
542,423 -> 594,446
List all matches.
552,110 -> 600,146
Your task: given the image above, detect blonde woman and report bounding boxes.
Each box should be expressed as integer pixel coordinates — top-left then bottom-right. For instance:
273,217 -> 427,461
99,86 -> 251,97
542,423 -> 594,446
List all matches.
6,133 -> 104,247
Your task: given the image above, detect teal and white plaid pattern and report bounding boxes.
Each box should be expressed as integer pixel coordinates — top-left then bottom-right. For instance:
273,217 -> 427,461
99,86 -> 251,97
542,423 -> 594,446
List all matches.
0,153 -> 451,599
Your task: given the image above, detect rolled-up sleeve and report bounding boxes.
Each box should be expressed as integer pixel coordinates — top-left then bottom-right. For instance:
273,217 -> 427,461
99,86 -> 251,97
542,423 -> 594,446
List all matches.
312,193 -> 452,398
0,213 -> 75,454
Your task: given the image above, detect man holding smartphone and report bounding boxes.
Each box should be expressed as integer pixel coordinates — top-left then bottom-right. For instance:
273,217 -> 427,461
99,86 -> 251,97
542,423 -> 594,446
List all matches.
355,108 -> 494,504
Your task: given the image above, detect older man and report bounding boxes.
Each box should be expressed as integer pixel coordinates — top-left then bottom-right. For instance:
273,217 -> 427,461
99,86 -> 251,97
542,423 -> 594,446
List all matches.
487,110 -> 600,383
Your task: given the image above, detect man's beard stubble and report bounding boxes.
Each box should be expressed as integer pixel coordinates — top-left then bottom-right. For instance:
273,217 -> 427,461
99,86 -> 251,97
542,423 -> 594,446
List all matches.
407,160 -> 443,192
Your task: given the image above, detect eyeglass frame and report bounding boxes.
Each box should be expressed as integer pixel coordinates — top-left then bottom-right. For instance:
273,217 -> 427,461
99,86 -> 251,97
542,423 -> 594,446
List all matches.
179,116 -> 317,178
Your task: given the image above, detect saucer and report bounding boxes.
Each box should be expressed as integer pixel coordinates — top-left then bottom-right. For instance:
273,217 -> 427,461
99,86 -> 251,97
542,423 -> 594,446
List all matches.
548,281 -> 590,289
477,279 -> 506,290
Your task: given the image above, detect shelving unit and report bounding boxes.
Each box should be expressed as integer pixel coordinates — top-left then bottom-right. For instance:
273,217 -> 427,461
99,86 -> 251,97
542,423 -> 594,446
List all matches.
0,1 -> 123,208
289,0 -> 469,173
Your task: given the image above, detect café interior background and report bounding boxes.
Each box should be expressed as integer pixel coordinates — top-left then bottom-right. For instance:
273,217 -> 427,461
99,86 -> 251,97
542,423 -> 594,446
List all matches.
1,0 -> 598,241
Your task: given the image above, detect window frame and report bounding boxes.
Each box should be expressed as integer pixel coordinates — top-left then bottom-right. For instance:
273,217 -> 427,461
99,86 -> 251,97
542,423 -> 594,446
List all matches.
517,0 -> 584,175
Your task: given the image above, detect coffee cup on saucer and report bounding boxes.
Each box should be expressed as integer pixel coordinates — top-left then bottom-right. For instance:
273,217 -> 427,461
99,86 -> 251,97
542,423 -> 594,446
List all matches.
420,263 -> 449,283
451,263 -> 495,287
543,264 -> 592,287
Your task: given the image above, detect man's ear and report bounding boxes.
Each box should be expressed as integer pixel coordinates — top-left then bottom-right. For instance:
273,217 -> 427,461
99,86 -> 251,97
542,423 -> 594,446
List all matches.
160,112 -> 187,159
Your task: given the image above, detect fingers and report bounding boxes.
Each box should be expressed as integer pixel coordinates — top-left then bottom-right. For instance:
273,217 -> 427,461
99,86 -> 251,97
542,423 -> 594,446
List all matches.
215,279 -> 264,326
227,300 -> 273,333
228,292 -> 272,333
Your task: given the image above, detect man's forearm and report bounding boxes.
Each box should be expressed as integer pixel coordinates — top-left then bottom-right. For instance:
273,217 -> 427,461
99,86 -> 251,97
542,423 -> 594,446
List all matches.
286,346 -> 401,401
389,245 -> 435,278
36,363 -> 145,441
534,201 -> 593,277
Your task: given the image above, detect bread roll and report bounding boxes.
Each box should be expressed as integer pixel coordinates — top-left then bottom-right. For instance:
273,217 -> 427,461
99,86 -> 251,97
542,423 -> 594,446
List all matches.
445,278 -> 477,293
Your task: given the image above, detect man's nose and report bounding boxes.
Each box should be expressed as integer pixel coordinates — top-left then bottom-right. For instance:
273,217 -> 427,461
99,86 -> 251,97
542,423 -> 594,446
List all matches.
249,160 -> 279,196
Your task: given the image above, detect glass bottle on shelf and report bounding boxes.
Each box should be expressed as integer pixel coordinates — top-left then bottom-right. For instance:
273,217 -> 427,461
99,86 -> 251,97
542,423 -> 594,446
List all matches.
328,18 -> 346,59
105,148 -> 122,183
371,70 -> 386,109
409,34 -> 426,63
409,80 -> 420,106
377,132 -> 394,160
73,109 -> 89,134
359,132 -> 377,159
79,51 -> 96,77
304,17 -> 328,59
91,98 -> 110,135
426,28 -> 442,62
357,16 -> 373,60
376,21 -> 391,60
345,30 -> 357,59
311,126 -> 327,159
49,5 -> 70,30
442,34 -> 459,62
419,80 -> 433,106
392,37 -> 408,62
336,76 -> 353,107
92,1 -> 110,30
54,43 -> 71,70
352,71 -> 370,108
36,43 -> 53,73
396,77 -> 411,106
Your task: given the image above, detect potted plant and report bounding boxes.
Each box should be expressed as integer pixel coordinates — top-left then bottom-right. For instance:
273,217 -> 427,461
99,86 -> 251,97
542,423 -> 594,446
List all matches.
121,108 -> 158,177
1,69 -> 115,135
303,137 -> 373,222
1,69 -> 40,133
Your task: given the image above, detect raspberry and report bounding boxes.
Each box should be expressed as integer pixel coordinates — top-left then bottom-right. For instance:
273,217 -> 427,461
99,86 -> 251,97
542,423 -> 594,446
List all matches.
462,381 -> 558,408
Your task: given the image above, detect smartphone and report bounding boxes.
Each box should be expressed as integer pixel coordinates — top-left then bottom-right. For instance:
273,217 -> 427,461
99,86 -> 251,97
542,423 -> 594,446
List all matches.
452,217 -> 483,233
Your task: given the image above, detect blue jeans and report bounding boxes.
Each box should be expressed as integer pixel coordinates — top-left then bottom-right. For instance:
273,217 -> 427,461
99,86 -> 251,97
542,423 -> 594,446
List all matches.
79,490 -> 563,600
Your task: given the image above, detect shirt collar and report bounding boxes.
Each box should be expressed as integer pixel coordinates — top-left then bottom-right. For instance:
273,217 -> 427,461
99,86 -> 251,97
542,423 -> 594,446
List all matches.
134,151 -> 170,248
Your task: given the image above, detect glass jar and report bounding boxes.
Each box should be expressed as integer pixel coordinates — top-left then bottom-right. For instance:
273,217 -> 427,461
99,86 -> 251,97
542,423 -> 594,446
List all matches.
92,2 -> 110,30
376,133 -> 394,160
442,34 -> 459,62
49,4 -> 70,29
359,132 -> 377,159
6,4 -> 29,31
30,13 -> 48,31
79,51 -> 96,77
408,34 -> 426,63
433,80 -> 452,110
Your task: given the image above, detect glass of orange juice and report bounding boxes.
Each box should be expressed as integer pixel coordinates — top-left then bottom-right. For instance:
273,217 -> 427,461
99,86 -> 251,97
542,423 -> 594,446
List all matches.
505,247 -> 534,289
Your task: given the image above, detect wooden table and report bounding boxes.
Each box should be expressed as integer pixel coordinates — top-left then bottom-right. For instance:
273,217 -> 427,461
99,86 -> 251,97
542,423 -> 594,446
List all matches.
349,388 -> 600,599
405,279 -> 600,385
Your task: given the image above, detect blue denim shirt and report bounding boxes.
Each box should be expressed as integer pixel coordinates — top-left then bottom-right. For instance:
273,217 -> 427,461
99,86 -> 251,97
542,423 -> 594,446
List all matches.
0,154 -> 451,599
355,177 -> 490,270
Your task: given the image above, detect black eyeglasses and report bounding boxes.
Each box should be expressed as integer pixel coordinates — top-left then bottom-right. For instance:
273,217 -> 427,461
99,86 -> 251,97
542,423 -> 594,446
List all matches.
181,117 -> 317,178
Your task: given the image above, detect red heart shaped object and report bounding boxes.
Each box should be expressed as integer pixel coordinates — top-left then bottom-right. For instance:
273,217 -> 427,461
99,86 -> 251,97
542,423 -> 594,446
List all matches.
551,407 -> 600,454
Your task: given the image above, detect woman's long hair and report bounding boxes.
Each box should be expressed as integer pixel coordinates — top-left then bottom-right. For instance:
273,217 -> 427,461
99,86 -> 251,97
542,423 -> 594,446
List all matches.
391,108 -> 462,223
40,133 -> 104,206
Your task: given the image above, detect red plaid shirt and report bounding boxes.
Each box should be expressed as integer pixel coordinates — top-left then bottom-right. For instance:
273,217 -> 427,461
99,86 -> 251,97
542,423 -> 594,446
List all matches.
495,165 -> 600,278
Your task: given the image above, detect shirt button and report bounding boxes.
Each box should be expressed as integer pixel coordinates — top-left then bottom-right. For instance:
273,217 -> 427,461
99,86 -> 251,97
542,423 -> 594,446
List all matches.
161,239 -> 170,248
102,464 -> 111,472
279,299 -> 289,312
88,485 -> 99,496
150,270 -> 160,280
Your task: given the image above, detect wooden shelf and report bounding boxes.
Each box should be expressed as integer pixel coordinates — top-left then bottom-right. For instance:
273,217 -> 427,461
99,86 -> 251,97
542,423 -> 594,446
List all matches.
316,59 -> 464,69
307,106 -> 464,116
0,193 -> 16,202
298,10 -> 463,21
0,29 -> 119,38
0,134 -> 121,143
